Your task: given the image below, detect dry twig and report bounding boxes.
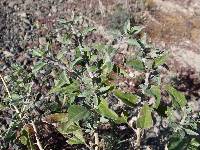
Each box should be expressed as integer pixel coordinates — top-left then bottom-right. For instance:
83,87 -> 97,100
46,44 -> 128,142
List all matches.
135,128 -> 141,149
31,121 -> 44,150
0,74 -> 21,117
94,132 -> 99,150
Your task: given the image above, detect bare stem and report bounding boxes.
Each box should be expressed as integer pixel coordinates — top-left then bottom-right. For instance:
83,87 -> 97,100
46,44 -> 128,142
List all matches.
0,74 -> 21,117
94,132 -> 99,150
165,144 -> 169,150
136,128 -> 141,149
31,121 -> 44,150
0,74 -> 11,98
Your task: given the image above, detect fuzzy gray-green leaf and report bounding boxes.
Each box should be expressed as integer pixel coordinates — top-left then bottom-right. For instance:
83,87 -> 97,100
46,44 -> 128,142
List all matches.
67,130 -> 85,145
98,99 -> 118,120
184,128 -> 199,136
154,54 -> 167,68
68,105 -> 90,122
114,90 -> 139,107
127,59 -> 145,71
149,85 -> 161,108
136,104 -> 153,129
32,61 -> 46,74
165,85 -> 187,108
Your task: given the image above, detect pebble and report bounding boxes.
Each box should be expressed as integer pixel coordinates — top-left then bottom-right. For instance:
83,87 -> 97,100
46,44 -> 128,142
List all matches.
39,37 -> 46,45
8,0 -> 22,8
51,6 -> 57,13
3,51 -> 14,57
18,12 -> 26,18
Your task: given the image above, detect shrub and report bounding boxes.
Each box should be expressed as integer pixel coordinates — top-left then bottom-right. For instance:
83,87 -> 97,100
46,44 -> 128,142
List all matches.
0,17 -> 199,149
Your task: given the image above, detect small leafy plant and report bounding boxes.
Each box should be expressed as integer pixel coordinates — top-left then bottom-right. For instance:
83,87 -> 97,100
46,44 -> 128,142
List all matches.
0,16 -> 199,150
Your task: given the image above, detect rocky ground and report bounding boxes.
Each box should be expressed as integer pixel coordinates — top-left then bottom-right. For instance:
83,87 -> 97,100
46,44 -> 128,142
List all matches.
144,0 -> 200,72
0,0 -> 200,149
1,0 -> 200,71
143,0 -> 200,111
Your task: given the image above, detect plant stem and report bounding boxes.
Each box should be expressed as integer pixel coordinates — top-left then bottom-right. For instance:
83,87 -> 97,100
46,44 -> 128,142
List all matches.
94,132 -> 99,150
0,74 -> 11,98
31,121 -> 44,150
0,74 -> 21,117
136,128 -> 141,149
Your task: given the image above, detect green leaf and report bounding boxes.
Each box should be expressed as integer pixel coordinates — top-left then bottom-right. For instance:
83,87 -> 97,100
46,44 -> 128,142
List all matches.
93,43 -> 106,51
165,107 -> 175,121
57,123 -> 81,135
31,49 -> 45,57
184,128 -> 199,136
82,27 -> 96,36
136,104 -> 153,129
98,99 -> 118,120
149,85 -> 161,108
56,50 -> 66,60
116,114 -> 128,124
56,71 -> 70,86
127,39 -> 141,48
114,90 -> 139,107
99,116 -> 109,123
124,20 -> 143,35
123,19 -> 131,34
68,105 -> 90,122
62,105 -> 90,129
118,67 -> 129,77
0,103 -> 7,111
49,79 -> 79,95
57,34 -> 71,45
87,66 -> 98,73
129,26 -> 144,35
190,138 -> 200,148
11,93 -> 22,99
20,129 -> 35,150
127,59 -> 145,71
168,134 -> 189,150
19,136 -> 27,145
98,86 -> 112,93
97,99 -> 126,124
153,54 -> 168,68
71,57 -> 82,68
32,61 -> 46,74
67,130 -> 85,145
68,136 -> 84,145
101,61 -> 113,75
165,85 -> 187,108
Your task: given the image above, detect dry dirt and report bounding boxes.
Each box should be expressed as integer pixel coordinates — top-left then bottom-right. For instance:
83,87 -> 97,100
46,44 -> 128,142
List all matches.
144,0 -> 200,73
